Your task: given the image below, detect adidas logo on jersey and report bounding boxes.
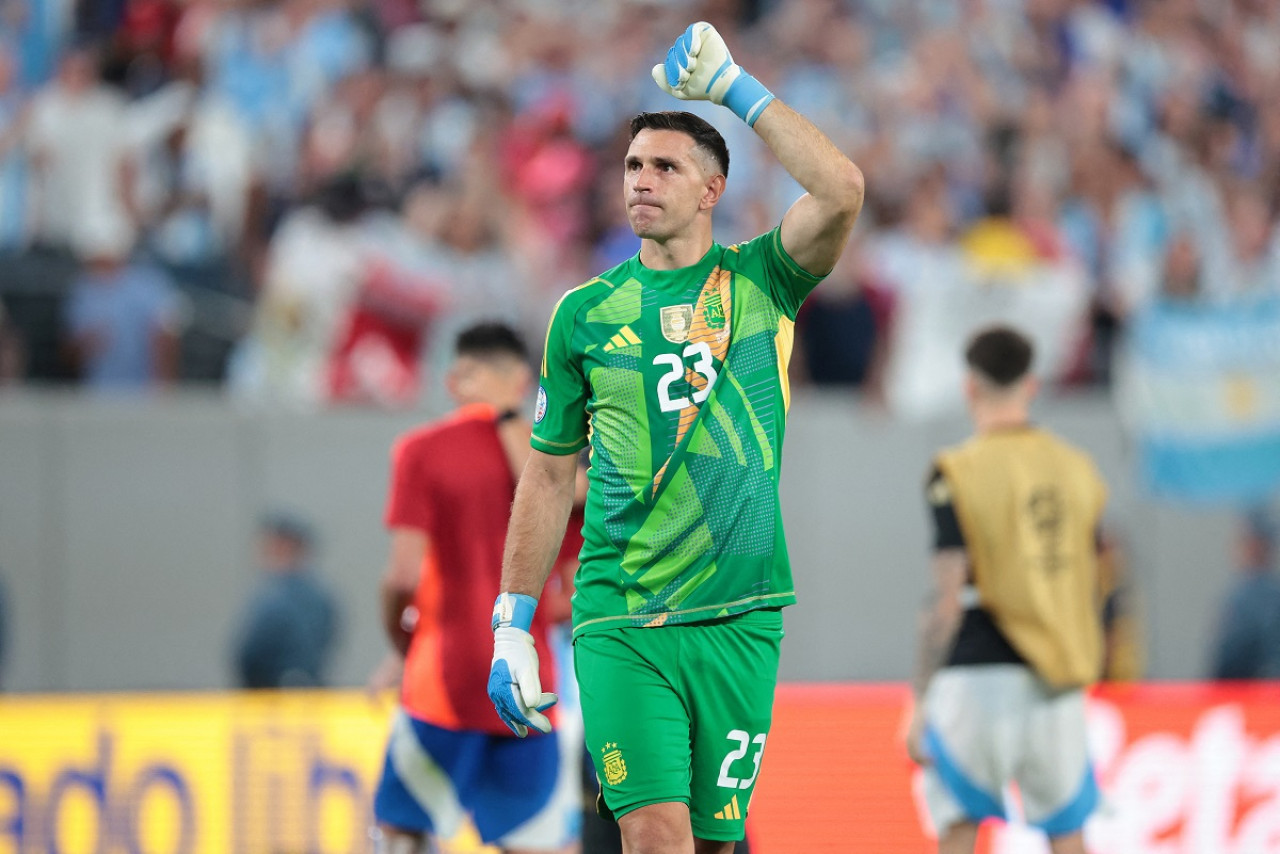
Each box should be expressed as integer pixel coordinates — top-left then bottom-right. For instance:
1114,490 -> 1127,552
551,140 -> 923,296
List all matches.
602,325 -> 642,352
713,794 -> 743,820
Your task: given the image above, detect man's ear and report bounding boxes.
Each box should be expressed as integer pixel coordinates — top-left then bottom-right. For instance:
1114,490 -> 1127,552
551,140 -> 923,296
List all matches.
963,372 -> 979,405
700,173 -> 726,211
1023,374 -> 1040,403
445,365 -> 465,402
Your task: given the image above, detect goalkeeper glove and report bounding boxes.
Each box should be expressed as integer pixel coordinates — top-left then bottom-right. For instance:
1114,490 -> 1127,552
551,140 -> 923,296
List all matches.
488,592 -> 557,737
651,21 -> 775,127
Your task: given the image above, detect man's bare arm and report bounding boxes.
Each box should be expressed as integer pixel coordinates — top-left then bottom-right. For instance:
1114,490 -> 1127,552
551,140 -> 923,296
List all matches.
913,548 -> 968,698
500,449 -> 580,598
752,100 -> 865,277
380,528 -> 426,656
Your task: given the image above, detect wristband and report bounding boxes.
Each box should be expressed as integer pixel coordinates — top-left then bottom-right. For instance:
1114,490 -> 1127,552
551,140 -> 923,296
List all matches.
492,592 -> 538,632
723,72 -> 774,127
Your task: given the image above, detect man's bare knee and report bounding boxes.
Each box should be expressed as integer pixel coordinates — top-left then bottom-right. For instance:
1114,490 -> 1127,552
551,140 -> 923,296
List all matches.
692,838 -> 735,854
937,820 -> 979,854
618,802 -> 694,854
1048,831 -> 1087,854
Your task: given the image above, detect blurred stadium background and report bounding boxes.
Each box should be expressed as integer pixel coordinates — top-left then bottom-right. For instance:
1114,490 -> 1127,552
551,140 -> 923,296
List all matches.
1,0 -> 1280,851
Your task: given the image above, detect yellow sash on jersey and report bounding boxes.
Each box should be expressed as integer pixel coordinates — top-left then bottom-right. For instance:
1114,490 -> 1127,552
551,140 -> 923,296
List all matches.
936,428 -> 1108,690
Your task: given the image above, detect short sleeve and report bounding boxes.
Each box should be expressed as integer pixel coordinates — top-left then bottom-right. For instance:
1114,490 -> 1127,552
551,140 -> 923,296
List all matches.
531,292 -> 589,455
732,227 -> 827,320
384,436 -> 434,533
926,466 -> 965,552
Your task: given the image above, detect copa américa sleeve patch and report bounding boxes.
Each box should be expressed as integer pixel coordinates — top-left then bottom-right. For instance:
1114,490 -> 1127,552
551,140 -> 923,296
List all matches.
534,385 -> 548,423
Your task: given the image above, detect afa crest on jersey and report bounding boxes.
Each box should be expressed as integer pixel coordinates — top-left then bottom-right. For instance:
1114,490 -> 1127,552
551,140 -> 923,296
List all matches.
702,289 -> 727,330
660,304 -> 694,343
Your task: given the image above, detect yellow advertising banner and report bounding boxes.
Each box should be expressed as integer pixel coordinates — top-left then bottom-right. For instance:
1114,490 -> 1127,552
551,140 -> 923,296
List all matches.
0,691 -> 493,854
14,684 -> 1278,852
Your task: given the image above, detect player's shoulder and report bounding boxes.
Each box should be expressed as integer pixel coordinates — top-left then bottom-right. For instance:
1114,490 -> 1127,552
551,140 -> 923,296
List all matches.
549,265 -> 634,327
552,270 -> 625,315
722,227 -> 783,265
722,233 -> 760,267
393,408 -> 490,456
1031,427 -> 1092,460
1046,431 -> 1105,480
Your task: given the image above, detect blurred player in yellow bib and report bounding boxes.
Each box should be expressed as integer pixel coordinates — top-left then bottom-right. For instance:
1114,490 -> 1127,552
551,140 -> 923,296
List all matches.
908,325 -> 1109,854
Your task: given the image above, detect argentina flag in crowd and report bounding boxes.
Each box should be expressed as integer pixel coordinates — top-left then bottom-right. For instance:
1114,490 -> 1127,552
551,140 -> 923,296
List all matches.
1116,296 -> 1280,505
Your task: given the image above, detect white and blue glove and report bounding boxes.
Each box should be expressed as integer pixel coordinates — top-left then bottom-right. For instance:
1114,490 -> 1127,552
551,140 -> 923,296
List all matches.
651,21 -> 775,127
488,592 -> 557,737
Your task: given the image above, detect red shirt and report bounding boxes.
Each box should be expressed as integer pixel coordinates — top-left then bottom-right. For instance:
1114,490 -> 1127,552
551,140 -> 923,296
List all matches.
386,404 -> 562,734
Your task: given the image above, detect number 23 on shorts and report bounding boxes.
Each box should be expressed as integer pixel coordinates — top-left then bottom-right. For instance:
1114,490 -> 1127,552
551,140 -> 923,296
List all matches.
718,730 -> 766,789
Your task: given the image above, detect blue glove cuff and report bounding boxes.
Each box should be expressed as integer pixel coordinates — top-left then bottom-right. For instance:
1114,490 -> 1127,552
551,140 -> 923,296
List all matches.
723,71 -> 775,127
492,593 -> 538,632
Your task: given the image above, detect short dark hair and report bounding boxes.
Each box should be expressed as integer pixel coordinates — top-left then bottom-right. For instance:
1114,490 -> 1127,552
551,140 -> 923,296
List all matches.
455,322 -> 528,362
260,511 -> 314,549
965,325 -> 1034,387
629,111 -> 730,178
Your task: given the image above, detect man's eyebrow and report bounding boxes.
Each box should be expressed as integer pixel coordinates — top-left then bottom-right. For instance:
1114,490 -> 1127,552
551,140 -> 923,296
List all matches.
624,154 -> 683,169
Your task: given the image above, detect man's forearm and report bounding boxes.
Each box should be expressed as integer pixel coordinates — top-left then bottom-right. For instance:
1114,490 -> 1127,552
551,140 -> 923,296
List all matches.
913,596 -> 962,698
751,100 -> 864,211
500,455 -> 577,599
380,584 -> 414,656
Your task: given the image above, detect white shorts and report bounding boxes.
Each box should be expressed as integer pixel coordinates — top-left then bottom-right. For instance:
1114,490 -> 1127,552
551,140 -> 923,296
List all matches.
921,664 -> 1098,837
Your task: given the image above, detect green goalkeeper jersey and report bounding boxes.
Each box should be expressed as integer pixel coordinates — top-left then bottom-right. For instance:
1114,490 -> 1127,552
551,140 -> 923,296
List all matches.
533,227 -> 825,637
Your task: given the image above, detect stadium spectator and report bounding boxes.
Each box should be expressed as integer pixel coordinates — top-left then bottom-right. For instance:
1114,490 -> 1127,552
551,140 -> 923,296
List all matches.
0,302 -> 24,382
25,41 -> 131,252
231,511 -> 339,689
1209,506 -> 1280,680
0,42 -> 30,250
62,218 -> 186,391
227,172 -> 372,406
793,245 -> 882,390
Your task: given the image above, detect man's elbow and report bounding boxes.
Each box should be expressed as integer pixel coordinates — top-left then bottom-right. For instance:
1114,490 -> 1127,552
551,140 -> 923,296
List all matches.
379,571 -> 417,604
522,452 -> 580,500
829,161 -> 865,219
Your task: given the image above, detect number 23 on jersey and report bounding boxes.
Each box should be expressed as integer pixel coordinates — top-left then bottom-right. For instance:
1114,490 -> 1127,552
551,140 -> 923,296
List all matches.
653,341 -> 719,413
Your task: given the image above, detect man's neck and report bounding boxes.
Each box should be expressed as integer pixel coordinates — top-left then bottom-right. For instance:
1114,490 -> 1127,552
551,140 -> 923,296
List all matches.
974,406 -> 1031,435
638,233 -> 713,271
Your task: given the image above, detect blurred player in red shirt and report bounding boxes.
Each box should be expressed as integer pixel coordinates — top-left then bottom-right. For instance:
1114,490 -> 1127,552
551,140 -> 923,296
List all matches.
372,321 -> 583,854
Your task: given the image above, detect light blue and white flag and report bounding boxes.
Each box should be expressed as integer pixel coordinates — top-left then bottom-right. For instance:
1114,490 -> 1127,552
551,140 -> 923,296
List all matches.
1115,297 -> 1280,504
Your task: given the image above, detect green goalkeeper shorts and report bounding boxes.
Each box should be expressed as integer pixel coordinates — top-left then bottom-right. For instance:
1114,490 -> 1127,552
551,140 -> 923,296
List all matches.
573,608 -> 783,841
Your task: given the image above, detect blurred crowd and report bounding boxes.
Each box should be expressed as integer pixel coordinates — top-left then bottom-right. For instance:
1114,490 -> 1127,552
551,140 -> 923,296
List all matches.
0,0 -> 1279,408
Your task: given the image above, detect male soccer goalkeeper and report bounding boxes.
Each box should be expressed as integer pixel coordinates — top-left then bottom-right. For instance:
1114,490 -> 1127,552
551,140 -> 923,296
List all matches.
488,21 -> 865,854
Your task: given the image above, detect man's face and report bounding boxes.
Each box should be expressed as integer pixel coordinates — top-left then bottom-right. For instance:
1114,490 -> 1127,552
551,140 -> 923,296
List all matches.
448,354 -> 531,410
623,129 -> 720,240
